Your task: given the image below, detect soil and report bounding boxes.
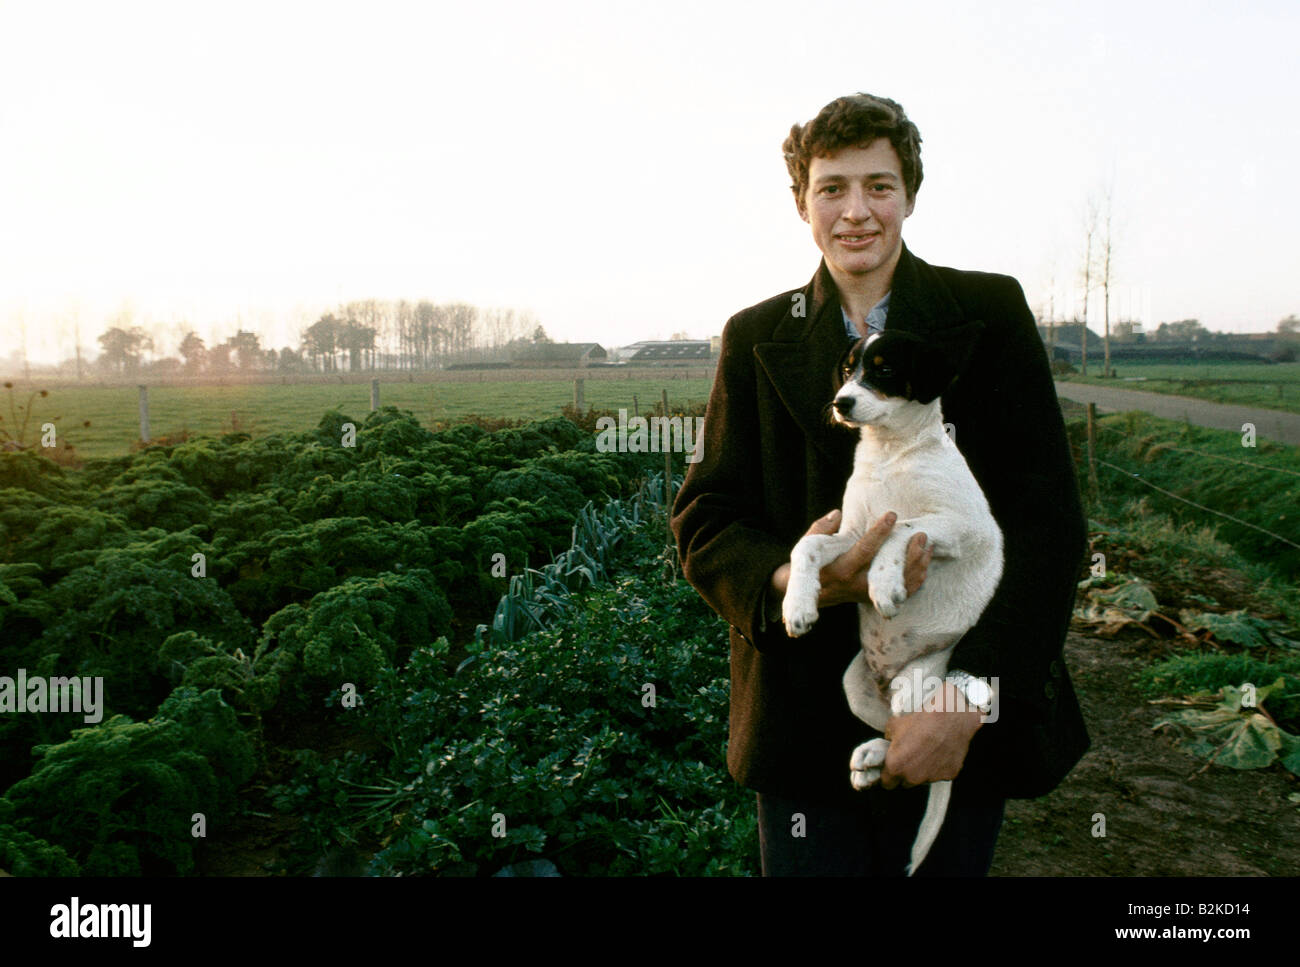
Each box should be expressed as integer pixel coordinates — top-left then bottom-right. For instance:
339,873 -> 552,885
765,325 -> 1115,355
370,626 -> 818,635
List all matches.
990,628 -> 1300,877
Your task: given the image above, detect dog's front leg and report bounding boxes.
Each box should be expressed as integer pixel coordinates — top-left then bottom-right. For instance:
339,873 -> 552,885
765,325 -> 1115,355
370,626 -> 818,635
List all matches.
866,529 -> 913,618
782,530 -> 858,637
866,516 -> 965,617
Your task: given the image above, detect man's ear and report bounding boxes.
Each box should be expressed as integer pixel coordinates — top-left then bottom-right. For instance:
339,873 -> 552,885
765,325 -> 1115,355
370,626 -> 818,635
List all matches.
793,187 -> 809,222
904,192 -> 916,218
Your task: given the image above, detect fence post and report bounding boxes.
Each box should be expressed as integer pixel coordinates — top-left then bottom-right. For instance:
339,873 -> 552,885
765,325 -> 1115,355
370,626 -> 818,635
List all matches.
633,394 -> 638,417
662,388 -> 672,532
138,385 -> 151,444
1085,402 -> 1099,503
370,378 -> 380,412
573,377 -> 585,415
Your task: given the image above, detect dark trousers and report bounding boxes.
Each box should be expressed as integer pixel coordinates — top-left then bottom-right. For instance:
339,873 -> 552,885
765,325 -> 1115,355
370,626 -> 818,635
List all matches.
756,781 -> 1005,877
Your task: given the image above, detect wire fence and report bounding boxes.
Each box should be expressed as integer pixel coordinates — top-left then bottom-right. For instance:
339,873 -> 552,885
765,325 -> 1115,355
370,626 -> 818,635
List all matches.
1077,403 -> 1300,553
1093,458 -> 1300,551
1092,423 -> 1300,480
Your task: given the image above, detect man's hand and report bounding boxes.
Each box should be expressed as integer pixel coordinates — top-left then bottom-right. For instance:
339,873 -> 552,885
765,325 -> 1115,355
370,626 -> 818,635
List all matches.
879,683 -> 983,789
769,509 -> 933,605
816,509 -> 933,607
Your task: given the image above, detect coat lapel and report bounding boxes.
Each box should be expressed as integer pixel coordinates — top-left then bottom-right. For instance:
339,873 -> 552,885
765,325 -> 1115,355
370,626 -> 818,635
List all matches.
753,241 -> 985,462
752,258 -> 854,464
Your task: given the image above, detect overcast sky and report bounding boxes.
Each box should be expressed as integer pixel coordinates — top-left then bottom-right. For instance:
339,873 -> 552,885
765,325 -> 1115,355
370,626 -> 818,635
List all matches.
2,0 -> 1297,364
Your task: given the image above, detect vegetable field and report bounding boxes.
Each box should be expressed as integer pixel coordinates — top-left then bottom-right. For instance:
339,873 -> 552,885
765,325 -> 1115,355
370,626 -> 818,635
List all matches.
0,406 -> 744,875
3,395 -> 1298,877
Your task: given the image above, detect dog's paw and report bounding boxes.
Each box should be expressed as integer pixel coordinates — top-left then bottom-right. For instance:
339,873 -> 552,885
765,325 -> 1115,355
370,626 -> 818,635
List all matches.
868,572 -> 907,618
849,738 -> 890,789
850,769 -> 880,791
782,597 -> 819,637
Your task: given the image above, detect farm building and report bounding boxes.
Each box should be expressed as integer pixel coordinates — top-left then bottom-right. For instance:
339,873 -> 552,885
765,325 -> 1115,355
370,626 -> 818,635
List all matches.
511,343 -> 608,368
623,340 -> 714,364
1039,322 -> 1291,362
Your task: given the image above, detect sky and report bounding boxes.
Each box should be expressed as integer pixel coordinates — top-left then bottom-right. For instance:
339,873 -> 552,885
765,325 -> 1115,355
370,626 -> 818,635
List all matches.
1,0 -> 1297,366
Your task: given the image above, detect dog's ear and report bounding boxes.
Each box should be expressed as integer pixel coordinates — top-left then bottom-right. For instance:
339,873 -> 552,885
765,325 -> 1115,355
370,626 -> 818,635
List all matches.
910,321 -> 985,403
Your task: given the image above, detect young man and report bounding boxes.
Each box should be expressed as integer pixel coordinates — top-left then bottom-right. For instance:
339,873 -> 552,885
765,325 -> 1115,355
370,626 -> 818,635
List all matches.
671,93 -> 1090,876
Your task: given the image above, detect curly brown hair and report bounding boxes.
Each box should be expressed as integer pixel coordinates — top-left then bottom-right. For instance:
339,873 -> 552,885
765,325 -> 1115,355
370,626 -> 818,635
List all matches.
783,93 -> 923,214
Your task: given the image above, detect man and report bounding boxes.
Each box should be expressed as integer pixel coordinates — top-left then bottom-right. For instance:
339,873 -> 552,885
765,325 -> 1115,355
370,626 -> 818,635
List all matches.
671,93 -> 1090,876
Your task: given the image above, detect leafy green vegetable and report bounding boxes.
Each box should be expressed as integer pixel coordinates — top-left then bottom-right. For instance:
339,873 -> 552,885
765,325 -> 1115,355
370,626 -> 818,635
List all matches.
1155,678 -> 1300,775
4,714 -> 221,875
1074,574 -> 1160,635
257,569 -> 453,703
1177,609 -> 1300,650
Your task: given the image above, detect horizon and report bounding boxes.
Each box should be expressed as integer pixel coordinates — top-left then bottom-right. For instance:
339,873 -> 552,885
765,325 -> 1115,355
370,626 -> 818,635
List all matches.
1,309 -> 1290,381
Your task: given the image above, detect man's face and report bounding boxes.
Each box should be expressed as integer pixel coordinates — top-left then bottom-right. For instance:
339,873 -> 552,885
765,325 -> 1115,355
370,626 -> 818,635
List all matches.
800,139 -> 915,287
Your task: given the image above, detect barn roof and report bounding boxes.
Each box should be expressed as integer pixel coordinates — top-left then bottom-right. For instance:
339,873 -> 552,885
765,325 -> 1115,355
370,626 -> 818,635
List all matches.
629,341 -> 712,360
513,342 -> 606,362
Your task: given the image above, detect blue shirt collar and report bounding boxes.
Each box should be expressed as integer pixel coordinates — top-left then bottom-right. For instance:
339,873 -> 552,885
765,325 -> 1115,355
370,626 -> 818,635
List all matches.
842,291 -> 891,339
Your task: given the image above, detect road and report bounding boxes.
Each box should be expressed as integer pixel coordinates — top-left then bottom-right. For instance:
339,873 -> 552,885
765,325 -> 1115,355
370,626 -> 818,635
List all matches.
1053,381 -> 1300,447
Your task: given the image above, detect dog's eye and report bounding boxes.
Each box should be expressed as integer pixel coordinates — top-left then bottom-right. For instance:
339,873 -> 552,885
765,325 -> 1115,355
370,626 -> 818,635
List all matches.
877,364 -> 894,378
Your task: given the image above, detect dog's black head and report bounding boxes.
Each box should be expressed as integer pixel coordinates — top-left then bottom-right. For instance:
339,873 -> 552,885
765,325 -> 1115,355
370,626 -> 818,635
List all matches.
836,323 -> 985,405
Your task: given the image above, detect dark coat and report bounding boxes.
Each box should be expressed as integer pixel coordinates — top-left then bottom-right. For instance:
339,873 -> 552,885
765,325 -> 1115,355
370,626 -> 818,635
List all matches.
671,242 -> 1090,805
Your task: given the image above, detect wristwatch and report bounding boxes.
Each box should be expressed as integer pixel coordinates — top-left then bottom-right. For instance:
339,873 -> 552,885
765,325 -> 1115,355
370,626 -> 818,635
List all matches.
945,670 -> 994,714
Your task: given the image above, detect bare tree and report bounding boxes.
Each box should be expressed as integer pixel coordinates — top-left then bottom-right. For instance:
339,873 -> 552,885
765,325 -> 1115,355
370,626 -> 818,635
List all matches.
72,305 -> 84,381
286,298 -> 539,371
413,300 -> 439,369
1042,269 -> 1054,354
446,303 -> 477,358
1079,195 -> 1100,377
1098,179 -> 1117,377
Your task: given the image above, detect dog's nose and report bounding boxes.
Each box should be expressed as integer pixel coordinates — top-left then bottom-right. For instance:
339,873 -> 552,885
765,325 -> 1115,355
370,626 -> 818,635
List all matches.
833,396 -> 854,415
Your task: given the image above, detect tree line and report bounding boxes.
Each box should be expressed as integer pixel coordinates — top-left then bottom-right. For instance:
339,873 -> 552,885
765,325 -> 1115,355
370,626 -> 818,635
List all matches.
93,300 -> 543,377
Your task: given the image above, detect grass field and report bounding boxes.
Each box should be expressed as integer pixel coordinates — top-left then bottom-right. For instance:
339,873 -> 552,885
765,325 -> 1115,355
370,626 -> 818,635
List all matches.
1057,359 -> 1300,415
9,358 -> 1299,461
3,375 -> 715,460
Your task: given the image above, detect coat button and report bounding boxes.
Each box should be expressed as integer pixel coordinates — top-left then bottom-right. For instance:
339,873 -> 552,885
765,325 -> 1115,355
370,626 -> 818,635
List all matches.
1044,682 -> 1057,700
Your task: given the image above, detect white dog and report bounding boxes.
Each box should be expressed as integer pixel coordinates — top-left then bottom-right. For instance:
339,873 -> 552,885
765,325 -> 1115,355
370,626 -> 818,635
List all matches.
782,328 -> 1004,875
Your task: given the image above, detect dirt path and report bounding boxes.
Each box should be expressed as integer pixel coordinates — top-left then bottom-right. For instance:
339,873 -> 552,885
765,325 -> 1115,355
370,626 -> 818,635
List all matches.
1053,381 -> 1300,445
990,629 -> 1300,876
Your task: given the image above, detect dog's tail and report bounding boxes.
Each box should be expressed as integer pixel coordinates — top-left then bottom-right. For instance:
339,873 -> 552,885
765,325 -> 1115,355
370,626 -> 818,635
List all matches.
906,779 -> 952,876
